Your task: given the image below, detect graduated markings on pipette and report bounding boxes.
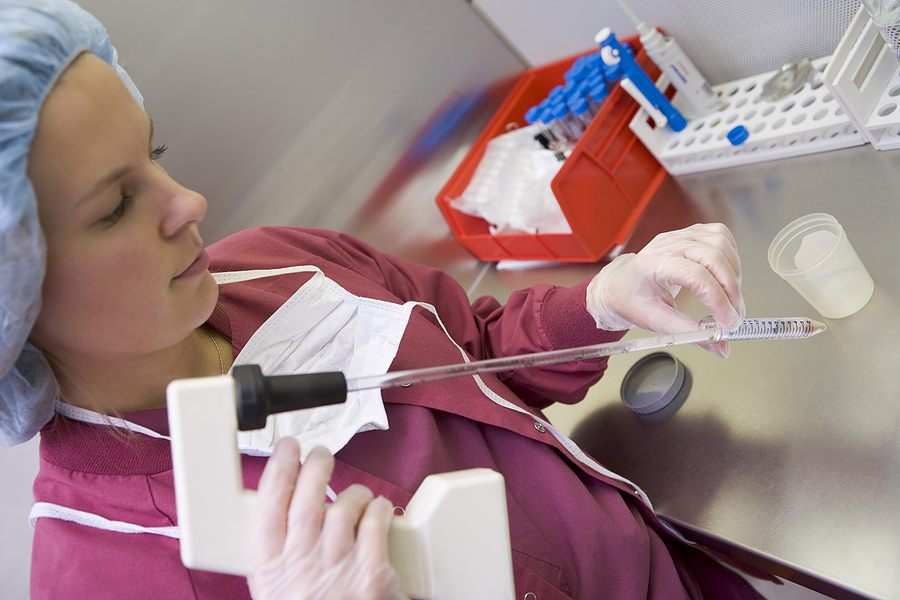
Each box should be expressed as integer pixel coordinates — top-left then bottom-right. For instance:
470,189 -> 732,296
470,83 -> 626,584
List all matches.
346,317 -> 825,393
722,317 -> 824,340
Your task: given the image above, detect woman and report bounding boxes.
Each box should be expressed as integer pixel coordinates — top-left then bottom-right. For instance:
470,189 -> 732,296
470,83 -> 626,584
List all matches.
2,1 -> 759,598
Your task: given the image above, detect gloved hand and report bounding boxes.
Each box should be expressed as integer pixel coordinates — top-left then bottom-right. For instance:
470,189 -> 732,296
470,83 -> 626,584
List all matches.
586,223 -> 745,358
249,440 -> 409,600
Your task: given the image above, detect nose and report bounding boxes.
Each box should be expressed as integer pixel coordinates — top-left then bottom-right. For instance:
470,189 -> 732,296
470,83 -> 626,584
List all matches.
159,175 -> 208,239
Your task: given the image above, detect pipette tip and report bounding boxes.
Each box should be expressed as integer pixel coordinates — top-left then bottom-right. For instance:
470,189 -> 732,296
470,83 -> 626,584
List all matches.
808,319 -> 827,336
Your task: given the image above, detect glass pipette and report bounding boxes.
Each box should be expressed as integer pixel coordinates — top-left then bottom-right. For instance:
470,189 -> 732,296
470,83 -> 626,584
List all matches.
345,317 -> 825,393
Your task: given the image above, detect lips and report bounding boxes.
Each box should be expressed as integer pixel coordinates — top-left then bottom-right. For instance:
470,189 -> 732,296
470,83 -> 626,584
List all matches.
175,249 -> 210,279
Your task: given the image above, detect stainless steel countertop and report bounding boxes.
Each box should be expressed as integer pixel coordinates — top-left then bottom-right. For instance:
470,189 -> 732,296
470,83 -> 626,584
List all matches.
348,139 -> 900,600
545,147 -> 900,600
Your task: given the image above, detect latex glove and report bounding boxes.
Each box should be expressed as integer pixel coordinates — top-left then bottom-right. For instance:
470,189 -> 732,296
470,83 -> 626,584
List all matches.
586,223 -> 745,357
249,440 -> 409,600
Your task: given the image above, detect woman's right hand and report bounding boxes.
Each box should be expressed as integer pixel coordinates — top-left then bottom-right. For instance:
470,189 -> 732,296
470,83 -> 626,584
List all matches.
586,223 -> 745,357
249,439 -> 409,600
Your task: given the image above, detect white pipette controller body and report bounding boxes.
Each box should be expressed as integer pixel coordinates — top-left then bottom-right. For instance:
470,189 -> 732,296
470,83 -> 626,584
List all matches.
615,0 -> 721,118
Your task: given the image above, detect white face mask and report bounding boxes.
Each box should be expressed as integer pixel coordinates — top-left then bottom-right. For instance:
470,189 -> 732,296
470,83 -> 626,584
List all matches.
215,267 -> 417,461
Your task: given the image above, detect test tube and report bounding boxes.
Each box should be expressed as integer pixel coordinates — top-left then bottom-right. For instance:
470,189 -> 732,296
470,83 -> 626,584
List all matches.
550,100 -> 583,140
603,60 -> 622,84
538,104 -> 570,149
529,49 -> 623,153
586,69 -> 604,90
526,104 -> 565,158
588,79 -> 609,112
573,79 -> 590,99
525,105 -> 551,149
584,67 -> 603,88
568,94 -> 595,128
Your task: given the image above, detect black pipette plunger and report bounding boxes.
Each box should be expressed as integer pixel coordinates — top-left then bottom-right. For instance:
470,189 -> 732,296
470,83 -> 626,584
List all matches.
234,364 -> 347,431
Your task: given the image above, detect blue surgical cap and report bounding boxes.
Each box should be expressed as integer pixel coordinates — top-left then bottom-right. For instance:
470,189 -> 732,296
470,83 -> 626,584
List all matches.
0,0 -> 143,445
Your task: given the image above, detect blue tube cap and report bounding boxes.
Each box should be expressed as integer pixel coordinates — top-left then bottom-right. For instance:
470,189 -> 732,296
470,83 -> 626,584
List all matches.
604,62 -> 622,82
568,95 -> 590,116
588,81 -> 608,103
549,85 -> 566,101
565,56 -> 589,82
586,72 -> 604,90
539,106 -> 556,124
727,125 -> 749,145
551,101 -> 570,120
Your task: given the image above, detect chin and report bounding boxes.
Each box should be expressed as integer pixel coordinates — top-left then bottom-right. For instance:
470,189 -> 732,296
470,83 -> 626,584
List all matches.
196,271 -> 220,323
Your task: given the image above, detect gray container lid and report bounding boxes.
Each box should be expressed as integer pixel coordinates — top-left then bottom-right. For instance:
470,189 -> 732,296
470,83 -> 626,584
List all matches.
620,352 -> 690,416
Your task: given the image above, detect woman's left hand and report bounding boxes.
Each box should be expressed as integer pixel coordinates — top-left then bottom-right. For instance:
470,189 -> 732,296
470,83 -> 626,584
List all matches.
249,440 -> 409,600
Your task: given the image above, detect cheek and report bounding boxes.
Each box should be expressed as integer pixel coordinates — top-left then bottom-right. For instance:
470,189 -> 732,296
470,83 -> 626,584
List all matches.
35,246 -> 175,351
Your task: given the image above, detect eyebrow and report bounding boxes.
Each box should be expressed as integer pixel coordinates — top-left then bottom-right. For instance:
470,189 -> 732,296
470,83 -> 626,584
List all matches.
76,117 -> 155,209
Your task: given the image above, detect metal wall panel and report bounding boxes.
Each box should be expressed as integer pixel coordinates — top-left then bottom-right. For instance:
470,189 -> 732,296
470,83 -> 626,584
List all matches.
73,0 -> 525,242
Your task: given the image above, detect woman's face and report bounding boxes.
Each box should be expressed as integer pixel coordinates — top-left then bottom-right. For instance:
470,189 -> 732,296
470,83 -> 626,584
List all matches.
27,53 -> 218,366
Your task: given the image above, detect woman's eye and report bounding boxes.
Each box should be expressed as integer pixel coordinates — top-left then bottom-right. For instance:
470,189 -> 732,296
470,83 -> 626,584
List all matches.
101,195 -> 134,227
150,144 -> 168,161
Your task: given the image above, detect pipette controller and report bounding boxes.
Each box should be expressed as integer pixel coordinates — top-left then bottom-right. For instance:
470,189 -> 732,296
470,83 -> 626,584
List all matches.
235,317 -> 825,430
595,28 -> 687,132
613,0 -> 721,118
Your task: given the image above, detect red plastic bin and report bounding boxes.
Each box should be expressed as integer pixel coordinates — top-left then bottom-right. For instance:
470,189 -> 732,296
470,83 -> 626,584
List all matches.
437,36 -> 667,263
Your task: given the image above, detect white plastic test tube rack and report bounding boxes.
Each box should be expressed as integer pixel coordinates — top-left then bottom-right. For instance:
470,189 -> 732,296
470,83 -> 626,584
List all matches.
824,4 -> 900,151
860,69 -> 900,149
629,56 -> 866,176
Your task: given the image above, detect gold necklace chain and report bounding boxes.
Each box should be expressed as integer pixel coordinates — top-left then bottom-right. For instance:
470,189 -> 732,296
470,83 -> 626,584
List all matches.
202,324 -> 225,375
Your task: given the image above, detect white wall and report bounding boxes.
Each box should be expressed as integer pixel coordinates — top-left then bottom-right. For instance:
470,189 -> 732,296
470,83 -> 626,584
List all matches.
475,0 -> 861,85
